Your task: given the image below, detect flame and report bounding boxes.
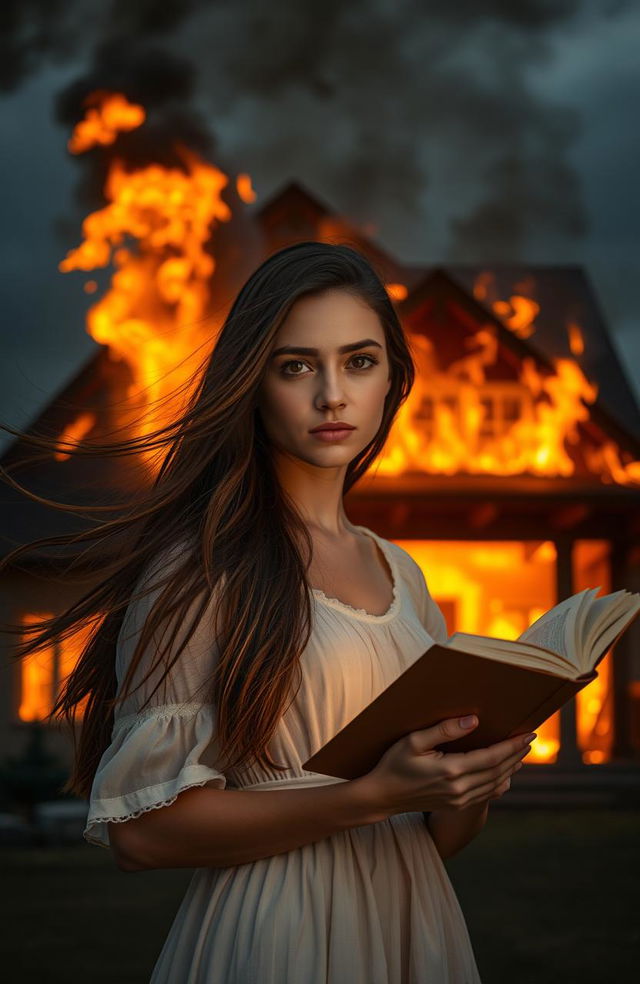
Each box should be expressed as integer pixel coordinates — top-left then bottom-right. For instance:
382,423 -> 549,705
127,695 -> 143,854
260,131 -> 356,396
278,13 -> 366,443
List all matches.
386,283 -> 408,301
567,320 -> 585,356
68,92 -> 145,154
58,93 -> 253,467
473,272 -> 539,339
236,173 -> 257,203
37,92 -> 634,761
54,412 -> 97,461
374,319 -> 640,484
59,151 -> 231,461
584,441 -> 640,485
492,296 -> 539,338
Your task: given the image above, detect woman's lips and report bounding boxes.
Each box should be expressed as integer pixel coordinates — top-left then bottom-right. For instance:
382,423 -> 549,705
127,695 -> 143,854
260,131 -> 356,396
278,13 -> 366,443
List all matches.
309,427 -> 355,442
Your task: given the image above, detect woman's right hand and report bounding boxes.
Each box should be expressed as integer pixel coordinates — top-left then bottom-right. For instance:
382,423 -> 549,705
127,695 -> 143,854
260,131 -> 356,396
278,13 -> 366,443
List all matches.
360,716 -> 535,817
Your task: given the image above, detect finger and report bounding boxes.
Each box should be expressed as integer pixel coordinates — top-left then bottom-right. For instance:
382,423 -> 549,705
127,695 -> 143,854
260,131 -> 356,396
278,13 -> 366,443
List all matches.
455,749 -> 526,800
462,762 -> 520,805
445,732 -> 534,774
470,755 -> 523,795
481,744 -> 530,782
474,775 -> 512,804
413,715 -> 480,751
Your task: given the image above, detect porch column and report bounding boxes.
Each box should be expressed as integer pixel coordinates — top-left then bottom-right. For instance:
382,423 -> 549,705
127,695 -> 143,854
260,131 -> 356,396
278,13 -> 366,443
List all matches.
610,535 -> 635,760
555,535 -> 582,766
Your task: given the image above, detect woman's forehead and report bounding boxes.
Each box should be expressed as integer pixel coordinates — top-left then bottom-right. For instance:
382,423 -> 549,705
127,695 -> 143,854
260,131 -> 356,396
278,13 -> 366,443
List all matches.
274,290 -> 384,346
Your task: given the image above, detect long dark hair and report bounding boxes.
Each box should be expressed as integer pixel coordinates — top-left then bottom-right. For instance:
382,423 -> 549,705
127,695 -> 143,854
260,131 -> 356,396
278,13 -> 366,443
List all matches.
0,240 -> 416,798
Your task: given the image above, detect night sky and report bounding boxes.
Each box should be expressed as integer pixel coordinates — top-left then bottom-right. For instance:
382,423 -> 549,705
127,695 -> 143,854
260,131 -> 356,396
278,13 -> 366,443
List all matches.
1,0 -> 639,455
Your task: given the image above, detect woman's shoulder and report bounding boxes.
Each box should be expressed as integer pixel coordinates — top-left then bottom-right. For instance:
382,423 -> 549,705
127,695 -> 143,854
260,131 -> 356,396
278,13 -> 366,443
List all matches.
361,527 -> 424,582
373,535 -> 448,643
354,525 -> 431,606
140,536 -> 195,584
122,535 -> 215,645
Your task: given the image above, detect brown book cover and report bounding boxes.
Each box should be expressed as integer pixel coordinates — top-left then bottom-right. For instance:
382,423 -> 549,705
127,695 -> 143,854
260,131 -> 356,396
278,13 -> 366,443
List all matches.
302,615 -> 636,781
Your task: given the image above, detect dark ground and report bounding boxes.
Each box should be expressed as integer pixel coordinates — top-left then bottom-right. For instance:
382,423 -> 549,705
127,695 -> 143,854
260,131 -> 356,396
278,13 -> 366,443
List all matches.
1,808 -> 638,983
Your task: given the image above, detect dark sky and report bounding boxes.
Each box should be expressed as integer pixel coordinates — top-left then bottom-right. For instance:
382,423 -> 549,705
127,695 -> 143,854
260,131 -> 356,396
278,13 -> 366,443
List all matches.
1,0 -> 639,455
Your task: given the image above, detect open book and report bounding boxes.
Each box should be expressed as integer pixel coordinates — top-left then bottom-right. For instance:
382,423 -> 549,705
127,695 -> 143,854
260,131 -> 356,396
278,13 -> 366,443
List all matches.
302,587 -> 640,780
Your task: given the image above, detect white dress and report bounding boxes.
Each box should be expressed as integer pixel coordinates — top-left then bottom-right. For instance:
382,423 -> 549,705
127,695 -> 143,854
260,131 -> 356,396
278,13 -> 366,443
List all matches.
84,526 -> 483,983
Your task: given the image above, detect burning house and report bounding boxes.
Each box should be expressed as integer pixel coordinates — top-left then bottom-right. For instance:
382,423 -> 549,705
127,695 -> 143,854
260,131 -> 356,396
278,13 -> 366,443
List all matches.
1,94 -> 639,807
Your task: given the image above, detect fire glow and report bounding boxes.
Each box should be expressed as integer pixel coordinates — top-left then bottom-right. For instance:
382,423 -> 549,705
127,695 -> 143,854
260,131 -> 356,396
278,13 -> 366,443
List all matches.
22,92 -> 630,766
58,92 -> 234,466
375,280 -> 640,484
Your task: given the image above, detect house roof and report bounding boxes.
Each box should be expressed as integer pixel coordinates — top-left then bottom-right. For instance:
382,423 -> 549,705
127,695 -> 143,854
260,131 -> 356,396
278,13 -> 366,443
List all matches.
443,264 -> 640,446
256,182 -> 640,447
1,180 -> 639,561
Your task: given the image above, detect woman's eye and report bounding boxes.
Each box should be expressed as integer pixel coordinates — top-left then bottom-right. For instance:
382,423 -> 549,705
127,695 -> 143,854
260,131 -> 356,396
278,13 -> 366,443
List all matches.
280,354 -> 378,376
280,360 -> 307,376
350,354 -> 378,370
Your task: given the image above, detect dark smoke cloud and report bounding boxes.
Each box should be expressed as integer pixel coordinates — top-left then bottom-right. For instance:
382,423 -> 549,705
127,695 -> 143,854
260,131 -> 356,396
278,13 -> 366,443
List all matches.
1,0 -> 639,459
0,0 -> 631,260
54,43 -> 214,214
172,0 -> 593,259
0,0 -> 204,93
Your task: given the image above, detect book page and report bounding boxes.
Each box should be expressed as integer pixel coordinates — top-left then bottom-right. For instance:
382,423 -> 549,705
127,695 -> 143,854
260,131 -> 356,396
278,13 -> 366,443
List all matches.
516,587 -> 639,674
518,611 -> 569,660
582,590 -> 626,656
516,591 -> 586,661
444,588 -> 640,680
445,632 -> 576,675
586,594 -> 640,668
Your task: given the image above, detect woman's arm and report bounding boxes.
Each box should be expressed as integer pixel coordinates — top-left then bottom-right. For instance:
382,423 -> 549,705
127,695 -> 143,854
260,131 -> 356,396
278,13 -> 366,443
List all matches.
424,801 -> 489,860
111,777 -> 388,871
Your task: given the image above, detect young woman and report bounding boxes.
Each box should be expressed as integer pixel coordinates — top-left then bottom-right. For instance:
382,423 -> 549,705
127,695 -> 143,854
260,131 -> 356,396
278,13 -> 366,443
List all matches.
3,241 -> 533,982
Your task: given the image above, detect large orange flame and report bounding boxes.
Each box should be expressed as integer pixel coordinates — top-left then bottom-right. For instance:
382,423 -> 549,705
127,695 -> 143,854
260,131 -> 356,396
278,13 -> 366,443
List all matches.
376,292 -> 640,484
59,93 -> 240,466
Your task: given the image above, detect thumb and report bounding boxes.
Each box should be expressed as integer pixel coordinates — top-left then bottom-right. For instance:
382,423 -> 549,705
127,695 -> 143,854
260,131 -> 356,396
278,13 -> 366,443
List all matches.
418,714 -> 479,749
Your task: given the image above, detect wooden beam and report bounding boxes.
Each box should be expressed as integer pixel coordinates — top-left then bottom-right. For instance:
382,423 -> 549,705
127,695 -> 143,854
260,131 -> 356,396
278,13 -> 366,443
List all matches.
549,503 -> 591,531
610,536 -> 636,760
467,502 -> 499,529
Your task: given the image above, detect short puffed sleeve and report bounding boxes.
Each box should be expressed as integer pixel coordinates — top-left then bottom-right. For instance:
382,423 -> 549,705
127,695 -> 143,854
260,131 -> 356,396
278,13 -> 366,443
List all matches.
83,542 -> 228,849
393,543 -> 449,645
416,566 -> 449,645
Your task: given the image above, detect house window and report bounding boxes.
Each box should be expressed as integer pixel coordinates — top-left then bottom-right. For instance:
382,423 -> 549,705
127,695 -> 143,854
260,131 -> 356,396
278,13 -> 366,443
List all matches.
478,385 -> 531,439
17,613 -> 89,723
418,382 -> 532,443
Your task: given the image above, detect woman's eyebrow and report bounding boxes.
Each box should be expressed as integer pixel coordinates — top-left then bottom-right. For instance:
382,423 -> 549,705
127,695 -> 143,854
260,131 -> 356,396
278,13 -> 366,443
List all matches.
271,338 -> 383,358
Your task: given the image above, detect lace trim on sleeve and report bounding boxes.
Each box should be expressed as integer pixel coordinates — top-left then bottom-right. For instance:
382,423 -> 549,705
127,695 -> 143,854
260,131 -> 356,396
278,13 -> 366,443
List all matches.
112,700 -> 210,733
92,777 -> 214,827
83,700 -> 227,850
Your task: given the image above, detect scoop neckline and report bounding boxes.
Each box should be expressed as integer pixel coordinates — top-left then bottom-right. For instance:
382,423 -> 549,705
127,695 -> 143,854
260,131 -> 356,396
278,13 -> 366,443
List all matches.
310,525 -> 401,623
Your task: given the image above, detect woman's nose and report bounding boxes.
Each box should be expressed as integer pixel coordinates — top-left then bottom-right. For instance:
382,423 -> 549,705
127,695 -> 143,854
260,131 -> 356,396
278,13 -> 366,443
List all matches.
316,371 -> 346,408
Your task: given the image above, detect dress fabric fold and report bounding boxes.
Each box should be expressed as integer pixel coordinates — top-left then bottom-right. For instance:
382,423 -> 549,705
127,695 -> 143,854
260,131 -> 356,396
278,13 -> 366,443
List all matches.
83,528 -> 483,983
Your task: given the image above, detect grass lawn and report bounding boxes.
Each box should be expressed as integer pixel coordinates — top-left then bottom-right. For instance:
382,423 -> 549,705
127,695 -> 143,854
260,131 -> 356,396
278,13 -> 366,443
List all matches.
1,808 -> 637,983
446,807 -> 640,983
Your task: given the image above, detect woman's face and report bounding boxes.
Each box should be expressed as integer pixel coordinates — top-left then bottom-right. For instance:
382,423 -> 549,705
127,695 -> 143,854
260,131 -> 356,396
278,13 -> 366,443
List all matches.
256,288 -> 392,468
